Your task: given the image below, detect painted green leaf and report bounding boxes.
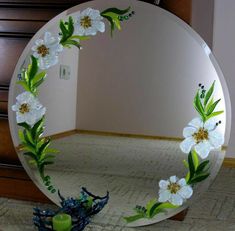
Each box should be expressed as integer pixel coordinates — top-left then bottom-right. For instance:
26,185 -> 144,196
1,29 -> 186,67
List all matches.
38,139 -> 51,158
23,129 -> 34,147
205,97 -> 214,112
33,76 -> 46,89
152,202 -> 178,216
146,199 -> 157,218
63,39 -> 81,49
46,148 -> 59,154
70,35 -> 90,41
188,151 -> 195,181
206,110 -> 224,120
204,81 -> 215,106
22,70 -> 29,84
41,161 -> 54,166
32,117 -> 44,140
32,71 -> 46,86
28,56 -> 39,81
190,172 -> 210,184
18,130 -> 25,143
195,160 -> 210,174
59,20 -> 69,42
124,214 -> 145,223
103,12 -> 122,31
40,154 -> 55,162
103,15 -> 115,36
17,122 -> 31,131
194,91 -> 205,121
16,81 -> 31,92
25,129 -> 34,145
206,99 -> 221,116
21,142 -> 36,154
185,172 -> 190,183
183,159 -> 189,168
192,149 -> 199,170
28,159 -> 37,165
101,7 -> 130,15
24,152 -> 38,161
68,16 -> 74,36
149,202 -> 162,218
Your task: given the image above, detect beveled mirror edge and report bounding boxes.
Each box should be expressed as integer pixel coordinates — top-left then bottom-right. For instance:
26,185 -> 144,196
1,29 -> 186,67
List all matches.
8,0 -> 231,227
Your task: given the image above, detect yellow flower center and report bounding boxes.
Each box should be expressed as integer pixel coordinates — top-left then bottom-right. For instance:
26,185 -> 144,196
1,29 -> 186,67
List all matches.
193,128 -> 209,143
19,103 -> 30,114
167,183 -> 181,194
37,45 -> 49,57
80,16 -> 92,29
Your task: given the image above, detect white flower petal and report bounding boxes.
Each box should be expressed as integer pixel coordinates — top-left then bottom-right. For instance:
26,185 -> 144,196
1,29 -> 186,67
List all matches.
195,141 -> 212,159
169,176 -> 177,183
178,178 -> 187,187
94,21 -> 105,33
209,130 -> 224,148
169,194 -> 183,206
178,185 -> 193,199
159,180 -> 169,189
16,113 -> 25,123
44,32 -> 53,44
32,45 -> 38,51
33,52 -> 40,58
188,117 -> 203,129
12,105 -> 18,111
158,190 -> 171,203
183,126 -> 197,138
35,39 -> 43,46
26,115 -> 36,126
180,137 -> 196,153
76,8 -> 104,36
204,117 -> 217,131
13,92 -> 45,126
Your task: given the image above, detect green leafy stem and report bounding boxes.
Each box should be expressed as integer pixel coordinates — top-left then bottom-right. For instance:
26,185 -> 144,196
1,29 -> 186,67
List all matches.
124,200 -> 178,223
59,16 -> 90,49
18,117 -> 59,194
17,56 -> 46,96
59,7 -> 134,48
17,7 -> 134,194
194,81 -> 223,122
101,7 -> 133,36
16,56 -> 58,193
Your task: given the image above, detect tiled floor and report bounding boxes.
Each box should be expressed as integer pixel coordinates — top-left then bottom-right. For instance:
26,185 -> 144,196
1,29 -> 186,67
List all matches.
0,167 -> 235,230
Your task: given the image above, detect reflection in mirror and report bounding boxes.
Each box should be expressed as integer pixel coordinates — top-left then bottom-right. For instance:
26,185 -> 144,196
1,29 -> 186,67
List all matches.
8,0 -> 230,227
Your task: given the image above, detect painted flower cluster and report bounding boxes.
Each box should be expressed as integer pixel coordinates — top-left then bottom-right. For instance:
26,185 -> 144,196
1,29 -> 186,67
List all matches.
12,6 -> 133,194
125,81 -> 225,223
32,8 -> 105,70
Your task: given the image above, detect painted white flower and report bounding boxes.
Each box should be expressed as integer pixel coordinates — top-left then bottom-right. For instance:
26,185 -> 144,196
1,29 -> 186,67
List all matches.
180,117 -> 224,159
158,176 -> 193,206
12,92 -> 46,126
32,32 -> 63,70
76,8 -> 105,36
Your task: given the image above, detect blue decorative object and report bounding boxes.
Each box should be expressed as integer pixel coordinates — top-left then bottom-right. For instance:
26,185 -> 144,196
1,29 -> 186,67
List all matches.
33,187 -> 109,231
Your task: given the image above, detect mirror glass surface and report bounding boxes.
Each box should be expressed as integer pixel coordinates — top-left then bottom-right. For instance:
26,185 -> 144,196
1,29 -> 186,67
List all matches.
8,0 -> 231,227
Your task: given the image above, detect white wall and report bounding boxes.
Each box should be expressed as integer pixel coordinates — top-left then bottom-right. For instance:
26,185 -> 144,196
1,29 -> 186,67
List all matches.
75,0 -> 226,140
213,0 -> 235,157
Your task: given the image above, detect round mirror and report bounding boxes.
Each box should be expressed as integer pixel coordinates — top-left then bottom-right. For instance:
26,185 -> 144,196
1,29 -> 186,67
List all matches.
8,0 -> 231,228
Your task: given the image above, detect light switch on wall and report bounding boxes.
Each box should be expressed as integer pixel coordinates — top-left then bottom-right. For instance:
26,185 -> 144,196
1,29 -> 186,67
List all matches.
60,64 -> 71,80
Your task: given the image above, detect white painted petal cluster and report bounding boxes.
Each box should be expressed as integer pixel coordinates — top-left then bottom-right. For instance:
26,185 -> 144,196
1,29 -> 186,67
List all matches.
12,92 -> 46,126
158,176 -> 193,206
180,117 -> 224,159
32,32 -> 63,70
76,8 -> 105,36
